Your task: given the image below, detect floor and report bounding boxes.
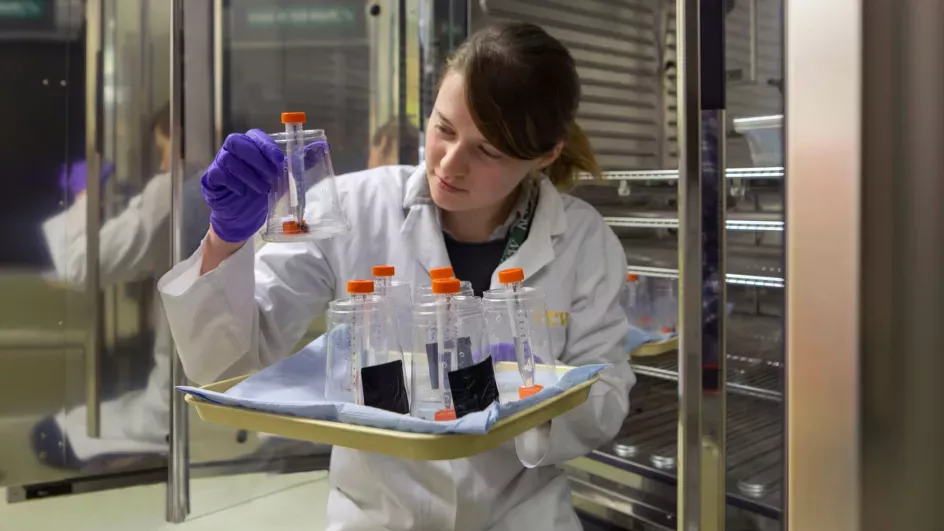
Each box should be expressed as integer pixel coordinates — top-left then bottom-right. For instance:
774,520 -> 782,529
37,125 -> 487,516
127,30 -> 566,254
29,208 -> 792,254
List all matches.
0,471 -> 331,530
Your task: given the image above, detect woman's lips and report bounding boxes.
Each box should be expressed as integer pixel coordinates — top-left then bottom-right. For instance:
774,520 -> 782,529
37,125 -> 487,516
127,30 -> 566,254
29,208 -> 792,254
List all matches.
436,176 -> 465,194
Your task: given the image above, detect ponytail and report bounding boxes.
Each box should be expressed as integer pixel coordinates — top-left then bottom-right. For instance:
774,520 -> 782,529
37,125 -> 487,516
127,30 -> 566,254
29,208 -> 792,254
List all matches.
545,122 -> 601,191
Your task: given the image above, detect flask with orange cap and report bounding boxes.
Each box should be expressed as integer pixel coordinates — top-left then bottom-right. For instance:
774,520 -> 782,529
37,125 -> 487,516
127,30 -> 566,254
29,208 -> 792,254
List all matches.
410,278 -> 493,421
371,264 -> 413,359
324,279 -> 408,414
482,268 -> 556,401
621,272 -> 654,331
260,111 -> 349,242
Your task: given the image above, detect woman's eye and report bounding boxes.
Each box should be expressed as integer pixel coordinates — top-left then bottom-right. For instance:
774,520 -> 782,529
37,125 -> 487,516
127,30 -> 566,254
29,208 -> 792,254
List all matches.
480,147 -> 502,159
435,124 -> 453,136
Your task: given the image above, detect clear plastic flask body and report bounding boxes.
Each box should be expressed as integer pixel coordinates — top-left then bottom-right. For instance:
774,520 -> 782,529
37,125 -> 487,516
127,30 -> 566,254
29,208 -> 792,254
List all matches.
649,277 -> 678,334
410,280 -> 491,421
262,117 -> 349,242
325,280 -> 408,413
483,268 -> 556,402
371,265 -> 414,369
621,274 -> 655,332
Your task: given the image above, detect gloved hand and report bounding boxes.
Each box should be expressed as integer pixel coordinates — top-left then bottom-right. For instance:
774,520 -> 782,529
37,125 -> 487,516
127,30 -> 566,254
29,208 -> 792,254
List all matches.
59,160 -> 116,197
201,129 -> 284,243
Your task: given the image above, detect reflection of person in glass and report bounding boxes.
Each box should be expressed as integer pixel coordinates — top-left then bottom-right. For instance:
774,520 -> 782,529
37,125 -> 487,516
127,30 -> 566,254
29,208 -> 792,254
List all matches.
368,116 -> 419,168
32,105 -> 202,472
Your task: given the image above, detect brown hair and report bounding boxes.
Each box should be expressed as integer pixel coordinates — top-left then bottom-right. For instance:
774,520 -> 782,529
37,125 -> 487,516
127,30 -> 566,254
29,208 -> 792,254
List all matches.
443,22 -> 600,189
372,116 -> 420,164
151,103 -> 171,138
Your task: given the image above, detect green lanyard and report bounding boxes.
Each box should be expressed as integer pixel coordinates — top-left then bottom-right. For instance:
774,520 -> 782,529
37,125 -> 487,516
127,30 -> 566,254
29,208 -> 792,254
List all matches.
500,183 -> 540,263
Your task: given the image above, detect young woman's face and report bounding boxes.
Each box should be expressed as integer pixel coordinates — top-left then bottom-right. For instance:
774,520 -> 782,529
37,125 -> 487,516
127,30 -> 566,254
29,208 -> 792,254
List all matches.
425,72 -> 551,212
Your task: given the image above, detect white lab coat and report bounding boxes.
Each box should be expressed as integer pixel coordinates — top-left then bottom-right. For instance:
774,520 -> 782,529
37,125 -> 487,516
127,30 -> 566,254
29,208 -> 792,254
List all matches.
158,164 -> 636,530
41,173 -> 173,459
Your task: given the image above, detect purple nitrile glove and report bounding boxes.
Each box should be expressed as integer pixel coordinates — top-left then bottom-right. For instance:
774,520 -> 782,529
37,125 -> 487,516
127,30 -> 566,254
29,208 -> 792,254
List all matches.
201,129 -> 284,243
58,160 -> 116,197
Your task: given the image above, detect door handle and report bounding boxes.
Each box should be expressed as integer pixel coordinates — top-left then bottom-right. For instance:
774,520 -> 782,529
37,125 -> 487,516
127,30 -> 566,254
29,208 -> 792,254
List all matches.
84,0 -> 104,439
677,0 -> 728,529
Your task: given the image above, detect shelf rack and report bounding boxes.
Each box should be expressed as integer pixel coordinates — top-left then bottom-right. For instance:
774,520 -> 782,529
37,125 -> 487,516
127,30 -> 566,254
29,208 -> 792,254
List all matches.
581,166 -> 785,181
605,216 -> 783,232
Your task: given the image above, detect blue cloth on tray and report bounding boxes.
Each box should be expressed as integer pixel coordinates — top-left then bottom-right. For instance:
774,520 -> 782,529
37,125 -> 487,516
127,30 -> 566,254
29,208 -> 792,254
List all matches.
177,333 -> 609,435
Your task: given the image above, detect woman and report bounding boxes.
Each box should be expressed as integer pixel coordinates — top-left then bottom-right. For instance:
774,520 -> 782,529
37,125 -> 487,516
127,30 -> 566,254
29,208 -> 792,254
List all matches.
160,22 -> 635,530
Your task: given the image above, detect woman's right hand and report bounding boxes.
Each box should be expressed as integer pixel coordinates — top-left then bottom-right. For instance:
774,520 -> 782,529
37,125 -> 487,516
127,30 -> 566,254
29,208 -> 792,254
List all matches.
201,129 -> 284,244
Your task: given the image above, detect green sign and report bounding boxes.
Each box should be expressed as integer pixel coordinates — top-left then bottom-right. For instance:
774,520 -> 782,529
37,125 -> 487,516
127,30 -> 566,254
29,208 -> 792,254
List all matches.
246,6 -> 356,28
0,0 -> 44,19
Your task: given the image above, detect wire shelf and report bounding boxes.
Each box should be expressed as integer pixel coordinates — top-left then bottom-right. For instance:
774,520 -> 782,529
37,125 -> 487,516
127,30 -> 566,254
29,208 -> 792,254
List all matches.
631,351 -> 782,401
596,378 -> 784,517
580,167 -> 785,181
605,216 -> 783,232
631,314 -> 783,401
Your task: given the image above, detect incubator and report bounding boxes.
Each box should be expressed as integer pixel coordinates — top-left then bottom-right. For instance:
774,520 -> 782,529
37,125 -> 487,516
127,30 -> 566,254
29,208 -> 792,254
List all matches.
411,278 -> 493,421
415,266 -> 474,301
482,268 -> 556,401
325,280 -> 408,414
261,112 -> 349,242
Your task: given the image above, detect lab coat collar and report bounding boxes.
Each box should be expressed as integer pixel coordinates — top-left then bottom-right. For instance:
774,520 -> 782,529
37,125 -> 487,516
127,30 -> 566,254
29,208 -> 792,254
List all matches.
401,164 -> 450,276
400,164 -> 568,280
402,163 -> 432,209
490,178 -> 567,288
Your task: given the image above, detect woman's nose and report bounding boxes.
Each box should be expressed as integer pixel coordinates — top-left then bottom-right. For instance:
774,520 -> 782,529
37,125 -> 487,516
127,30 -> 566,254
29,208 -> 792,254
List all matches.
439,143 -> 467,176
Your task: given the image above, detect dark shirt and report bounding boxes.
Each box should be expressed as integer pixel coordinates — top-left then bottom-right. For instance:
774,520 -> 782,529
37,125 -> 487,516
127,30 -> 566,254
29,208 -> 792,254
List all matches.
443,233 -> 508,297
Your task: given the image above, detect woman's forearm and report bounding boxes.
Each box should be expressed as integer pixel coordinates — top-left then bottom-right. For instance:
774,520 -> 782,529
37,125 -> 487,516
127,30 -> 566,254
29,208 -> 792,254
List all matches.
200,225 -> 247,275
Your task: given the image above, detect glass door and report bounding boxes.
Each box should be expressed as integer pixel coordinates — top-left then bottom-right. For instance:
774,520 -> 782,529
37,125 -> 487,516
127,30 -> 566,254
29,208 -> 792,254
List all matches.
165,0 -> 420,522
457,1 -> 784,529
1,0 -> 175,511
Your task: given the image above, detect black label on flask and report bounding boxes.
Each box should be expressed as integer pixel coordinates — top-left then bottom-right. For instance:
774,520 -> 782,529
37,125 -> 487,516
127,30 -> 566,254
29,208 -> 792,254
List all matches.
448,355 -> 499,418
425,337 -> 472,388
360,359 -> 409,414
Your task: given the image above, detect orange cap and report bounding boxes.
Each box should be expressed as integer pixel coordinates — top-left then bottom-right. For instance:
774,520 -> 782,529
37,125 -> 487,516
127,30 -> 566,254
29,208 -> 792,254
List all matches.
434,409 -> 457,421
282,220 -> 303,235
432,278 -> 461,295
372,265 -> 395,277
281,111 -> 307,124
429,267 -> 454,280
346,280 -> 374,294
627,273 -> 639,281
519,384 -> 544,399
498,268 -> 524,284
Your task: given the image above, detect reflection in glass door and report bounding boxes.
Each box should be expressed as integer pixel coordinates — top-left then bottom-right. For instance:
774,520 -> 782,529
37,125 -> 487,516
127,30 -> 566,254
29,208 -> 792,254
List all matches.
2,0 -> 175,513
166,0 -> 421,522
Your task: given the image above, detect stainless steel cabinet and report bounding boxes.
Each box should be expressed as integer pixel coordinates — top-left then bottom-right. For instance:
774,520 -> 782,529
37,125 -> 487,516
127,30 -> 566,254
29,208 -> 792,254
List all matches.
465,1 -> 785,529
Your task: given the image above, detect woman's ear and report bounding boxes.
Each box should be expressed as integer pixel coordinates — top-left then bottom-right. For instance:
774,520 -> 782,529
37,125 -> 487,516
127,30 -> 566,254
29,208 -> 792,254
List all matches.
535,141 -> 565,170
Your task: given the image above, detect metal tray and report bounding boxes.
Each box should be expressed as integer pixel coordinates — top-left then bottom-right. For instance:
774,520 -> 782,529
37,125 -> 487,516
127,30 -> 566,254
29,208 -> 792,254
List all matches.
184,362 -> 597,461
